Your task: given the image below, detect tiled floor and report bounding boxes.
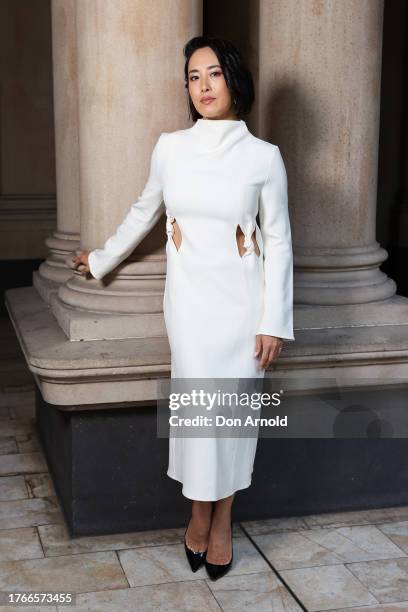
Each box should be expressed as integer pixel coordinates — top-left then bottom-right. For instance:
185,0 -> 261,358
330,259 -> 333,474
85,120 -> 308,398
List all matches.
1,318 -> 408,610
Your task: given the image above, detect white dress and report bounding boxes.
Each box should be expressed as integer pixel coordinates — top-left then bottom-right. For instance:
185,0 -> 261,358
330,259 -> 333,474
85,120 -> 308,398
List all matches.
88,118 -> 295,501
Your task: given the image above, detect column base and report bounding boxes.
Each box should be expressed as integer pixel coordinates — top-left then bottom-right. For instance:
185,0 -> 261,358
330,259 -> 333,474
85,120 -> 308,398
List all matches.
49,290 -> 167,341
33,271 -> 60,305
33,232 -> 80,304
294,243 -> 397,304
46,257 -> 168,340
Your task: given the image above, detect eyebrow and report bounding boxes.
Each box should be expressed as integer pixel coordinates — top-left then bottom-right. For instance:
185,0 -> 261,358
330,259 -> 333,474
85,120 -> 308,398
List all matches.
188,64 -> 221,74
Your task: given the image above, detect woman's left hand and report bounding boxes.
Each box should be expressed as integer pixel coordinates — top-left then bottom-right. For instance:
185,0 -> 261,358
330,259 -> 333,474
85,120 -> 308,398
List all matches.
254,335 -> 283,370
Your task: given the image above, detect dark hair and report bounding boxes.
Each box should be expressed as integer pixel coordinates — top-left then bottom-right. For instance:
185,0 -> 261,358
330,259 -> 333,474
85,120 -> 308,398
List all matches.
183,36 -> 255,121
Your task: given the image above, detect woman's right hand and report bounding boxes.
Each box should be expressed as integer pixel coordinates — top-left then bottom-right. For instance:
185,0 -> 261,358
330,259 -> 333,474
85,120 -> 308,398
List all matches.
72,250 -> 91,276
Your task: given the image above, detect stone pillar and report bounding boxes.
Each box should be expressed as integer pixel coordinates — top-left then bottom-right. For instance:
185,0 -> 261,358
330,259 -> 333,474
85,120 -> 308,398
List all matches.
49,0 -> 202,340
256,0 -> 396,306
34,0 -> 80,304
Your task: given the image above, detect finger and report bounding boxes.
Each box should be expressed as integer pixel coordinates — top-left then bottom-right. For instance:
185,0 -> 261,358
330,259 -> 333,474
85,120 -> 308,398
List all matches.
276,342 -> 283,357
270,344 -> 281,362
254,335 -> 262,357
266,346 -> 275,367
260,344 -> 270,369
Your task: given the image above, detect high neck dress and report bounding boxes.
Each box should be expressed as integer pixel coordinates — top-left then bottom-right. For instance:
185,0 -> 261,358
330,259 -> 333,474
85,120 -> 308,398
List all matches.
88,117 -> 295,501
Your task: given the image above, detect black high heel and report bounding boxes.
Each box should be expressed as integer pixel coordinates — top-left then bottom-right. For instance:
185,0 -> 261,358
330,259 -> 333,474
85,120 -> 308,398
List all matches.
184,517 -> 207,572
205,520 -> 233,580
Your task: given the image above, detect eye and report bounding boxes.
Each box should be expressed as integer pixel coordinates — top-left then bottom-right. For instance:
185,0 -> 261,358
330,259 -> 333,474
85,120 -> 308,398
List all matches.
189,71 -> 222,81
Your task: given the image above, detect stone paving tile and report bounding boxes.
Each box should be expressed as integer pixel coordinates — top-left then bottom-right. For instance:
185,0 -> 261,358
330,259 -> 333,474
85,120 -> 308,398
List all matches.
118,537 -> 269,587
304,507 -> 408,529
0,551 -> 128,594
118,543 -> 210,587
378,520 -> 408,554
0,606 -> 57,612
0,389 -> 35,421
0,452 -> 47,476
0,497 -> 63,529
241,515 -> 310,535
253,529 -> 339,570
16,430 -> 41,453
9,401 -> 35,421
0,526 -> 43,561
346,556 -> 408,604
280,564 -> 378,611
0,439 -> 17,456
206,570 -> 303,611
25,474 -> 54,499
0,476 -> 28,501
0,406 -> 11,419
332,602 -> 408,610
38,522 -> 186,557
252,525 -> 406,570
0,390 -> 34,411
0,371 -> 35,393
66,581 -> 221,611
0,376 -> 35,394
0,420 -> 34,437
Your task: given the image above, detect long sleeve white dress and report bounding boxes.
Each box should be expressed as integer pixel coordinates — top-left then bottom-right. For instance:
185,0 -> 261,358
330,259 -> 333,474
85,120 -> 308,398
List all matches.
88,118 -> 295,501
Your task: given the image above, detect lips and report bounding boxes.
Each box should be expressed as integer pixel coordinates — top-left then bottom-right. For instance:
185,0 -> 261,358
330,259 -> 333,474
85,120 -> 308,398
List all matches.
201,97 -> 215,104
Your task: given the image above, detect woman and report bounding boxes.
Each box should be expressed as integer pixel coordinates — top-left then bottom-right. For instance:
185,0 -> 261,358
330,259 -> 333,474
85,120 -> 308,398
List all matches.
73,35 -> 295,580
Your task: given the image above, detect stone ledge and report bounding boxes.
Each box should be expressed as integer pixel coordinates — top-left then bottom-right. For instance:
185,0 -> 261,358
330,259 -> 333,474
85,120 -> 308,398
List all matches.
295,294 -> 408,328
4,286 -> 408,407
5,286 -> 170,406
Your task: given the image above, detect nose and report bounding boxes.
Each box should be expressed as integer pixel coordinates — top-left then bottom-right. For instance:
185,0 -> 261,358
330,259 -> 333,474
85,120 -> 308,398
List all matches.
201,74 -> 211,93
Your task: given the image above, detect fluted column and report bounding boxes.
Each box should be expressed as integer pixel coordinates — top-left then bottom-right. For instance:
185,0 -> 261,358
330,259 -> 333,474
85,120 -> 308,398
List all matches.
34,0 -> 80,303
255,0 -> 395,305
50,0 -> 202,340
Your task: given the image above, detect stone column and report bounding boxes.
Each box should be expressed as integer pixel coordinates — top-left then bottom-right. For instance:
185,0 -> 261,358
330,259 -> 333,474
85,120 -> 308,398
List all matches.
50,0 -> 202,340
34,0 -> 80,304
255,0 -> 396,306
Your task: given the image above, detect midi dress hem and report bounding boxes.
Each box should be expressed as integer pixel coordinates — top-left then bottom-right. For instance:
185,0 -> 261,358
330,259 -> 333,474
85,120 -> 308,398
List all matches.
166,469 -> 253,501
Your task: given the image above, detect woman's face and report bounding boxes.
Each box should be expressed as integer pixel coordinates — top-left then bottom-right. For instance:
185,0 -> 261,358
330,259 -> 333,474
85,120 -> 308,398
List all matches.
187,46 -> 238,120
